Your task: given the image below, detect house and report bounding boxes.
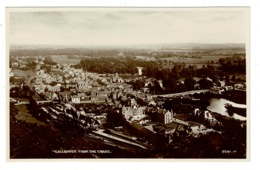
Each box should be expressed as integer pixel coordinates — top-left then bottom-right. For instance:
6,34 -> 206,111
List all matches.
9,68 -> 14,77
194,83 -> 200,89
64,73 -> 71,79
90,90 -> 107,102
187,121 -> 215,137
130,112 -> 147,122
219,80 -> 225,87
12,62 -> 19,67
79,96 -> 91,103
209,86 -> 224,95
76,93 -> 91,103
112,77 -> 124,83
234,83 -> 246,90
122,106 -> 146,121
145,81 -> 153,87
122,106 -> 132,120
155,99 -> 165,108
47,85 -> 61,92
155,109 -> 174,124
223,86 -> 233,91
58,91 -> 72,103
74,68 -> 83,73
71,95 -> 80,104
100,78 -> 108,84
90,90 -> 99,101
34,78 -> 43,85
56,76 -> 63,83
66,83 -> 77,89
43,92 -> 52,100
77,81 -> 90,92
127,121 -> 157,143
36,64 -> 41,70
68,71 -> 75,77
130,98 -> 137,106
51,92 -> 59,101
45,77 -> 57,84
193,109 -> 222,127
36,70 -> 45,76
39,61 -> 44,65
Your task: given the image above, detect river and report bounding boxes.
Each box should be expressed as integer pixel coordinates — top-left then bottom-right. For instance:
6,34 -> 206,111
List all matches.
207,97 -> 247,121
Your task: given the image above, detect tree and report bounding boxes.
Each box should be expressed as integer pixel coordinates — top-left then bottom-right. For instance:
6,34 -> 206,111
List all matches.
44,56 -> 56,65
184,77 -> 196,91
231,75 -> 237,82
49,81 -> 57,86
26,61 -> 37,71
10,87 -> 20,97
128,80 -> 144,91
198,78 -> 214,89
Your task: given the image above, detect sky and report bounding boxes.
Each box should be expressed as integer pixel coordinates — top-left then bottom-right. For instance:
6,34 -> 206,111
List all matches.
8,8 -> 249,46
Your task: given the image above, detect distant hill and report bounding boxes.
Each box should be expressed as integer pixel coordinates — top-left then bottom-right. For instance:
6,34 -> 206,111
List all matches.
9,43 -> 246,57
10,43 -> 245,51
159,43 -> 245,50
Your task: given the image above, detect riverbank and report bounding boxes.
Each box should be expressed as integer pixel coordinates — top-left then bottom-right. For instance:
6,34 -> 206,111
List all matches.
209,90 -> 246,105
207,96 -> 246,121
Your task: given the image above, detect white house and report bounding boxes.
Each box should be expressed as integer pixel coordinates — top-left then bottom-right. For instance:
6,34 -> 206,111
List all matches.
71,95 -> 80,104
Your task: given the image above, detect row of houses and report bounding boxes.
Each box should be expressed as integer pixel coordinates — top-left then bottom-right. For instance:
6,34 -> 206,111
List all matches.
120,101 -> 220,142
34,65 -> 131,95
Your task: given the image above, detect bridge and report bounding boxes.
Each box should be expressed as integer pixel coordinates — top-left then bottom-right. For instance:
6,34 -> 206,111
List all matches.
152,89 -> 209,98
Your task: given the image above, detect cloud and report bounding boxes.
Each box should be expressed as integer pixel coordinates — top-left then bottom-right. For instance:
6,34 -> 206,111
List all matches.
8,9 -> 249,46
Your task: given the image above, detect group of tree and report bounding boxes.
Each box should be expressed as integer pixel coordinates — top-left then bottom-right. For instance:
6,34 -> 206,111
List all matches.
44,56 -> 57,65
79,57 -> 220,79
26,61 -> 37,71
78,57 -> 240,94
218,53 -> 246,74
10,85 -> 32,98
79,57 -> 158,75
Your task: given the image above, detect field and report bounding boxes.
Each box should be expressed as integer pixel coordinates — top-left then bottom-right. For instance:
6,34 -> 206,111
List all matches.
50,55 -> 81,64
161,55 -> 230,69
14,104 -> 47,126
12,69 -> 34,77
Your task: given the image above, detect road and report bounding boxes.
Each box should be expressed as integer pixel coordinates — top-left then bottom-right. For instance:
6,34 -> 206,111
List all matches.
152,89 -> 209,98
14,101 -> 30,105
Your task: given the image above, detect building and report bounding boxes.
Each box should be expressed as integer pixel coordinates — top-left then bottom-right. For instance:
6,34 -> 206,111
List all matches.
47,85 -> 61,92
90,90 -> 107,102
154,109 -> 174,124
58,91 -> 72,103
209,86 -> 224,95
136,67 -> 143,75
122,106 -> 146,121
193,108 -> 222,127
11,62 -> 19,67
77,81 -> 90,92
71,95 -> 80,104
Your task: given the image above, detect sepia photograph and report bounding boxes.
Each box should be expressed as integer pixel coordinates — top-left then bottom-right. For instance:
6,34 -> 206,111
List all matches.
7,7 -> 249,159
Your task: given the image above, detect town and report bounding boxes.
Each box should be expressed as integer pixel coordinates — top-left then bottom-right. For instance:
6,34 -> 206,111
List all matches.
9,46 -> 247,158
